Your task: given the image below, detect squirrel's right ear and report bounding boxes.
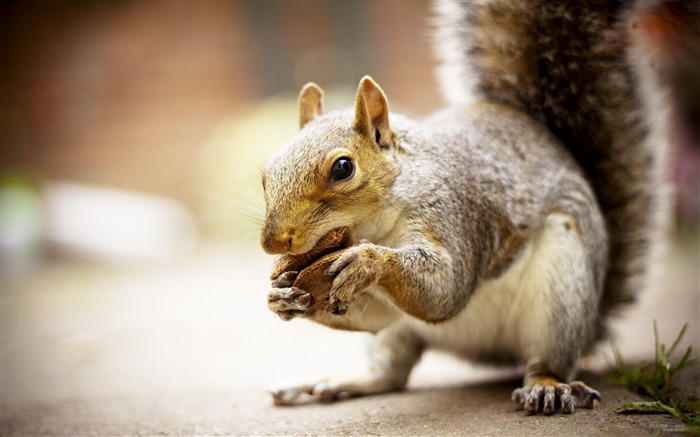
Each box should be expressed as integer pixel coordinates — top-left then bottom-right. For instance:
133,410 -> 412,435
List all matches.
354,76 -> 393,148
298,82 -> 324,129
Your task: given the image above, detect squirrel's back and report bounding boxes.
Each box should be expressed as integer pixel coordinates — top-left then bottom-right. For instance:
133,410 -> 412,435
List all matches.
433,0 -> 677,334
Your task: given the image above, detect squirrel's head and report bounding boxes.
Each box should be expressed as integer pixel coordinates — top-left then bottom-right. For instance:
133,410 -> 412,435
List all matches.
260,76 -> 400,255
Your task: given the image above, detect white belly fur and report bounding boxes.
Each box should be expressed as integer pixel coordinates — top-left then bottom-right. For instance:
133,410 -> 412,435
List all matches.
409,213 -> 581,365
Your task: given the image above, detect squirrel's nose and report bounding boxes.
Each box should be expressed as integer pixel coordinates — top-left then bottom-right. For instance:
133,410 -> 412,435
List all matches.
261,228 -> 292,255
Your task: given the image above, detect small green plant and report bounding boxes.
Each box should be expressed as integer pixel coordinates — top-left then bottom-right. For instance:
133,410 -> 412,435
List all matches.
607,321 -> 699,434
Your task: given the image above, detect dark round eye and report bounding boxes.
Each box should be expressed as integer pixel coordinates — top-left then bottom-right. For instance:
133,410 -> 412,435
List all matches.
330,157 -> 354,182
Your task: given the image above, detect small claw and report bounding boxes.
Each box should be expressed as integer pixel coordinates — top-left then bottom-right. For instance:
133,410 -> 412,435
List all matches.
271,271 -> 299,288
511,387 -> 527,404
543,385 -> 556,415
270,386 -> 300,406
570,381 -> 601,409
327,296 -> 349,316
524,384 -> 543,415
325,251 -> 359,279
269,383 -> 316,406
559,383 -> 575,414
312,381 -> 342,402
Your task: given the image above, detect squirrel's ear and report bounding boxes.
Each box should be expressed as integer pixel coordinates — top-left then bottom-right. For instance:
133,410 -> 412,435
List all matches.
298,82 -> 324,129
354,76 -> 392,148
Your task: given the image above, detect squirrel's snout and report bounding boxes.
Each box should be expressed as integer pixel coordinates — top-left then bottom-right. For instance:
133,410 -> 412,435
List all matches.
261,233 -> 290,255
261,226 -> 293,255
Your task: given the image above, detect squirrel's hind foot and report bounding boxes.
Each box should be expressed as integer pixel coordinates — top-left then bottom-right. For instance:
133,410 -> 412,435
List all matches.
511,378 -> 601,415
269,371 -> 406,406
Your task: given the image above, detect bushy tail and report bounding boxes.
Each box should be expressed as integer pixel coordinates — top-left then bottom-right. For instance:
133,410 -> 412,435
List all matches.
432,0 -> 688,333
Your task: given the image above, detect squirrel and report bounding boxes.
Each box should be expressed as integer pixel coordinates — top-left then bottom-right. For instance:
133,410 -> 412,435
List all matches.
259,0 -> 685,415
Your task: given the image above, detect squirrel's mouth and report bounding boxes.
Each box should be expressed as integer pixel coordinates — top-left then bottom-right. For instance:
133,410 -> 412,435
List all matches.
290,226 -> 352,256
270,227 -> 351,279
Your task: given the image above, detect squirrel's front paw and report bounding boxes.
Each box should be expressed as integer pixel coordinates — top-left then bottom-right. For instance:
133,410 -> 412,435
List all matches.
325,242 -> 385,315
267,287 -> 314,320
511,378 -> 601,415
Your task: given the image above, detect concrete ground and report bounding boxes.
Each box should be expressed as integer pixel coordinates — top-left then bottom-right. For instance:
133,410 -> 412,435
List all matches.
1,238 -> 698,436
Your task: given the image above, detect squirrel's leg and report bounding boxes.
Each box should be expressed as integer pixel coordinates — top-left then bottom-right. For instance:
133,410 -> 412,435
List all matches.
270,321 -> 423,405
510,211 -> 604,414
326,240 -> 466,322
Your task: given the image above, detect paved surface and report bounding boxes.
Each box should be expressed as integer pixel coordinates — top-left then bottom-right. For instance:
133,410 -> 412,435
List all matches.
1,239 -> 698,435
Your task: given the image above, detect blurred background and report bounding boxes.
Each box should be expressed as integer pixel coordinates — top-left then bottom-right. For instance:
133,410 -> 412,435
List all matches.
1,0 -> 445,268
0,0 -> 697,433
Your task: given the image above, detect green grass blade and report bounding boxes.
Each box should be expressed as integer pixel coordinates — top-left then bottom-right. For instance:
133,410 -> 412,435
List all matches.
668,323 -> 689,358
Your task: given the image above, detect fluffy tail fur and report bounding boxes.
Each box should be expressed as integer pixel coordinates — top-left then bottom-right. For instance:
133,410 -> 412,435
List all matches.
432,0 -> 689,335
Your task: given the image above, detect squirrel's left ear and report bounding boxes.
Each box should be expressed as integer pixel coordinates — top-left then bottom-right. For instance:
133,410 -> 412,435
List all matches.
354,76 -> 393,148
299,82 -> 324,129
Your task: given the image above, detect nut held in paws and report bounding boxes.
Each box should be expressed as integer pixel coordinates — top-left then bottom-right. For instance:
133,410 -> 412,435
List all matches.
270,227 -> 351,311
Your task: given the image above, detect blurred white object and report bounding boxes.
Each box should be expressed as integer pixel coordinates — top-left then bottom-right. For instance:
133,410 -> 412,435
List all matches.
0,180 -> 44,280
43,182 -> 198,263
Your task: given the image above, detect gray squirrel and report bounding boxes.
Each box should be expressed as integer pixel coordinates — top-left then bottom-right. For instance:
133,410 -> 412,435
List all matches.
260,0 -> 686,414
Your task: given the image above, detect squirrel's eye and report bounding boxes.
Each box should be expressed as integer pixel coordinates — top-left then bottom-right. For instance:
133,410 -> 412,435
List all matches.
330,157 -> 354,182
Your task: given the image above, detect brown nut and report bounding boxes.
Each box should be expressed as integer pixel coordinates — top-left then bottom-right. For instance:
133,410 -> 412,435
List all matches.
291,249 -> 346,310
